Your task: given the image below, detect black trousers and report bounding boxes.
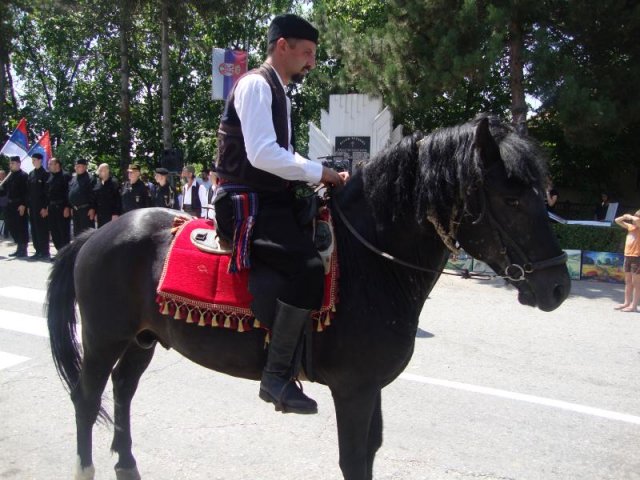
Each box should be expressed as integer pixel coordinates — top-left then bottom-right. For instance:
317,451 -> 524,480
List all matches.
29,205 -> 50,255
97,214 -> 112,228
72,206 -> 95,237
216,191 -> 324,322
5,202 -> 29,247
48,204 -> 71,250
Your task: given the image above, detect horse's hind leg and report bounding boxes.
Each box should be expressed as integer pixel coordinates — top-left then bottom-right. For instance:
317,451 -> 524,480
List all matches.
73,341 -> 130,480
111,343 -> 156,480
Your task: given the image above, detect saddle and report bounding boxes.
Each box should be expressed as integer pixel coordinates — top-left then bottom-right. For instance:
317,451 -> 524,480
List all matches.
190,208 -> 335,275
156,209 -> 339,337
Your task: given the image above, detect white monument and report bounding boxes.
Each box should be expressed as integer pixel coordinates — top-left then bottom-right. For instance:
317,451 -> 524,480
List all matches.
308,94 -> 403,170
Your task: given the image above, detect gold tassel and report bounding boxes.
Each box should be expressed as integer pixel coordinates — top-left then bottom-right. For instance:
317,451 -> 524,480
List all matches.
237,319 -> 245,333
198,312 -> 206,327
186,308 -> 194,323
331,305 -> 336,313
224,315 -> 231,328
161,301 -> 170,315
173,306 -> 182,320
211,313 -> 219,327
253,319 -> 261,329
324,311 -> 331,327
317,319 -> 324,333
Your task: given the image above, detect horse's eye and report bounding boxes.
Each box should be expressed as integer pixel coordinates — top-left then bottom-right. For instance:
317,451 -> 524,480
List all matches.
505,198 -> 519,207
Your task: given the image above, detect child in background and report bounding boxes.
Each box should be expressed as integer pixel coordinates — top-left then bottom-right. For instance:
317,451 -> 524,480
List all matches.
614,210 -> 640,312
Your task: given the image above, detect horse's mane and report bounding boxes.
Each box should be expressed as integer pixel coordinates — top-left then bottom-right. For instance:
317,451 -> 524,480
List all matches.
363,114 -> 548,247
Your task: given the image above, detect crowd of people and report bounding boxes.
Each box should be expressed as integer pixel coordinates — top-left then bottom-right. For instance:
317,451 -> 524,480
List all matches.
0,154 -> 217,260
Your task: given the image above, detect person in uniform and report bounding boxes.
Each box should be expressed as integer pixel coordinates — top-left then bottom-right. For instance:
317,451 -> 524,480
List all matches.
93,163 -> 122,227
153,167 -> 176,208
180,165 -> 206,217
26,152 -> 51,260
121,163 -> 151,213
45,157 -> 71,251
215,14 -> 348,414
0,156 -> 30,257
68,158 -> 96,236
0,170 -> 9,238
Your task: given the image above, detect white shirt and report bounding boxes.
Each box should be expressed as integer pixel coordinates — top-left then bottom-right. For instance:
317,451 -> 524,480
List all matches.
181,181 -> 208,217
234,68 -> 323,184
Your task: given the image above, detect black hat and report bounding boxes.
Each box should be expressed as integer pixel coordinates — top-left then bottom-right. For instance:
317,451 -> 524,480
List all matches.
75,158 -> 87,165
155,167 -> 169,175
268,14 -> 319,45
32,152 -> 44,160
9,156 -> 21,163
128,163 -> 141,172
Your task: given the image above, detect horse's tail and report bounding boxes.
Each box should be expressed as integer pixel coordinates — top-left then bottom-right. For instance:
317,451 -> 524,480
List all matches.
46,230 -> 96,396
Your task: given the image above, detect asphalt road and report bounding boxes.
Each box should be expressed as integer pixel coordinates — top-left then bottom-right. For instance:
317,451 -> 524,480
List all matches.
0,237 -> 639,480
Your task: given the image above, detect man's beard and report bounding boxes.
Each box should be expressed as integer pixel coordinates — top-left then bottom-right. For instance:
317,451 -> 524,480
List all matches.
291,67 -> 310,84
291,72 -> 305,84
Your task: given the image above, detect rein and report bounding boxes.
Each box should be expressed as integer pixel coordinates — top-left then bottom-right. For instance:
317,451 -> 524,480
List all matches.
330,194 -> 494,280
330,188 -> 567,282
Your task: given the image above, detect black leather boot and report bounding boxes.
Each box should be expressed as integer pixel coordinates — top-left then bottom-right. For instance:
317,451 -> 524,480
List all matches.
258,300 -> 317,414
9,244 -> 27,258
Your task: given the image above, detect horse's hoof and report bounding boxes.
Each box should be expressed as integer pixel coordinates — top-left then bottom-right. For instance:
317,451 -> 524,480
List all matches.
115,466 -> 142,480
74,457 -> 95,480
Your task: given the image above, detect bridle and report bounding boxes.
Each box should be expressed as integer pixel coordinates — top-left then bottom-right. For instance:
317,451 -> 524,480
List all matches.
329,184 -> 567,282
464,186 -> 568,282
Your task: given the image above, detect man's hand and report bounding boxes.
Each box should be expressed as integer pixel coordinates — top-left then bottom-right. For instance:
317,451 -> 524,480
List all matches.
320,167 -> 350,188
63,207 -> 70,218
40,208 -> 48,218
88,208 -> 96,221
18,205 -> 26,216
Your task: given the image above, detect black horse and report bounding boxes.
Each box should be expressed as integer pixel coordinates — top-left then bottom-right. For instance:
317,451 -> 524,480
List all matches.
47,115 -> 570,480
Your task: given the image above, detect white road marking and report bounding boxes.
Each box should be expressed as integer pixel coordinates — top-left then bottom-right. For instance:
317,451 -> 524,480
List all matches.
0,351 -> 30,370
0,310 -> 49,338
1,286 -> 638,426
0,286 -> 46,304
400,372 -> 640,426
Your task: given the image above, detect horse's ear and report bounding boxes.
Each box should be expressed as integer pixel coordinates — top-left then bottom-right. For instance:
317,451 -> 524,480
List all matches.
474,117 -> 501,168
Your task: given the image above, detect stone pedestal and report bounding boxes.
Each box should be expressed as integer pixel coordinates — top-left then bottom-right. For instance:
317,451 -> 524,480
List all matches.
308,94 -> 403,170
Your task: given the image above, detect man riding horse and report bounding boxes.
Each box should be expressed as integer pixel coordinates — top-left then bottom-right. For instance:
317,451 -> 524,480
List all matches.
214,14 -> 349,414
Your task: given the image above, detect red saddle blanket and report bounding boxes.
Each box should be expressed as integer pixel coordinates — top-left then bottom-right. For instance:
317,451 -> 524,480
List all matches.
156,218 -> 338,333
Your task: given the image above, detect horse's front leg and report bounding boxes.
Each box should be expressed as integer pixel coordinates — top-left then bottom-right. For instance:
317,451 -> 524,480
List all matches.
332,386 -> 382,480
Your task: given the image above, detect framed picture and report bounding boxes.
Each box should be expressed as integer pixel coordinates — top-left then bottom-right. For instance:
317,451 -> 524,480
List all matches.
581,251 -> 624,284
446,250 -> 473,271
564,249 -> 582,281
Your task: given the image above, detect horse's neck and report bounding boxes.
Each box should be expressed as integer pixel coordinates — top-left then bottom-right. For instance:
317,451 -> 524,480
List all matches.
334,177 -> 449,333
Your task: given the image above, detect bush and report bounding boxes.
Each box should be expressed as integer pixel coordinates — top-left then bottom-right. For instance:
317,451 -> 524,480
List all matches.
551,223 -> 626,253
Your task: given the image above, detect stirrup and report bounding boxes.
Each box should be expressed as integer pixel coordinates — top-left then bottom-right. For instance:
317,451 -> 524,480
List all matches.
190,228 -> 232,255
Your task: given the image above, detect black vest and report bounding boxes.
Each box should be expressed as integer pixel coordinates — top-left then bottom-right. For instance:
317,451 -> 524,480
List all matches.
216,63 -> 290,192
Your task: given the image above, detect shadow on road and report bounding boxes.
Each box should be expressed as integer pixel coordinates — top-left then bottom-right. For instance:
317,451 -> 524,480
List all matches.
415,328 -> 434,338
473,277 -> 623,303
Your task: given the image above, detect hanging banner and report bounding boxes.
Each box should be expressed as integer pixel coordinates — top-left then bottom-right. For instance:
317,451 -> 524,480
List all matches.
25,131 -> 53,172
212,48 -> 248,101
0,118 -> 29,158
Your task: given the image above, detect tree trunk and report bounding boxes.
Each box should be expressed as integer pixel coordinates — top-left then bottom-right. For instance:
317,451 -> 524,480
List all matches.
508,17 -> 528,135
119,0 -> 132,178
0,53 -> 6,140
160,0 -> 172,151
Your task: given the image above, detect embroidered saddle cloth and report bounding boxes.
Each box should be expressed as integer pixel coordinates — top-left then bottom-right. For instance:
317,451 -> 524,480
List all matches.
156,215 -> 338,334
